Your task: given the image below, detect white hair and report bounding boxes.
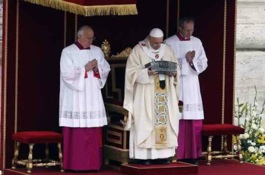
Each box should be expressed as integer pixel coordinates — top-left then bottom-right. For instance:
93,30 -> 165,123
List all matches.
77,25 -> 93,38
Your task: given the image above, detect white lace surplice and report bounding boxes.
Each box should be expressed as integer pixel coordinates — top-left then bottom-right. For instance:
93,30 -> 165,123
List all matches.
165,35 -> 208,120
59,44 -> 110,127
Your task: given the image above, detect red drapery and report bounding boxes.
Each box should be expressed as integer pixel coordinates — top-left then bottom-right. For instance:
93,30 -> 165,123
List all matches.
23,0 -> 138,16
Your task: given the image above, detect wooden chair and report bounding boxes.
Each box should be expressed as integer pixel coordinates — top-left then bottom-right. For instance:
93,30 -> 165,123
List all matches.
202,124 -> 245,165
12,131 -> 63,173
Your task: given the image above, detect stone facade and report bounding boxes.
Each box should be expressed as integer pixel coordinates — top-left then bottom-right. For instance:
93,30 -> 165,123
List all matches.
236,0 -> 265,105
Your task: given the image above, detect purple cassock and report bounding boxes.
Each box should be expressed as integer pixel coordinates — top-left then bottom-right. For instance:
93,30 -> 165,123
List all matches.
177,120 -> 202,159
62,127 -> 102,171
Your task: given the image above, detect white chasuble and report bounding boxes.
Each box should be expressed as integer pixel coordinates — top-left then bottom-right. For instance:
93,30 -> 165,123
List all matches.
123,39 -> 180,159
165,35 -> 208,120
59,44 -> 110,128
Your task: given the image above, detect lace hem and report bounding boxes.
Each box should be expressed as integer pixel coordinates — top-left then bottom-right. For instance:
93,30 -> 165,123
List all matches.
182,104 -> 203,112
59,110 -> 106,119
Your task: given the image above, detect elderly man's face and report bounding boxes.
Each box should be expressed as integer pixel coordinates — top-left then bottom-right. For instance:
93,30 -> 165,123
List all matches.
179,21 -> 194,38
149,36 -> 164,50
80,28 -> 94,47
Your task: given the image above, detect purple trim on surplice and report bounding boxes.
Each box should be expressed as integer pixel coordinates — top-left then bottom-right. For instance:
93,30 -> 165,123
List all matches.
176,32 -> 191,41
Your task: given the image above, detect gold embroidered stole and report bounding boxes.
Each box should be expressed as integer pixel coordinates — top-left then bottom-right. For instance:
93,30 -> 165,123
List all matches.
154,75 -> 168,148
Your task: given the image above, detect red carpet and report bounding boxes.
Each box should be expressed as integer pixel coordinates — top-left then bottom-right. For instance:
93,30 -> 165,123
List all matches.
4,168 -> 121,175
4,160 -> 265,175
199,159 -> 265,175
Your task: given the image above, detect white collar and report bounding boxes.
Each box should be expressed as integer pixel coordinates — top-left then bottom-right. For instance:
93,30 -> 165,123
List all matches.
139,38 -> 166,61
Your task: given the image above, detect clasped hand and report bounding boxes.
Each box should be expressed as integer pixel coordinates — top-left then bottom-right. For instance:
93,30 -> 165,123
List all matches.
85,59 -> 98,71
148,68 -> 158,76
185,50 -> 195,63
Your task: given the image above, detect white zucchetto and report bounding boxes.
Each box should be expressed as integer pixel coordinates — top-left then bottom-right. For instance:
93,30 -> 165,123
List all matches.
149,28 -> 164,38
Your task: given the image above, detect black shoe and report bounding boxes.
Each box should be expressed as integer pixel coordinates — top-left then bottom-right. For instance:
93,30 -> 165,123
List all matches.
189,159 -> 198,165
181,159 -> 198,165
139,160 -> 151,165
161,159 -> 171,164
166,159 -> 172,164
154,159 -> 171,164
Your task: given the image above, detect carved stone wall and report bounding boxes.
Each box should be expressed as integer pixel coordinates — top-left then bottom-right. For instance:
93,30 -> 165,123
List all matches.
235,0 -> 265,106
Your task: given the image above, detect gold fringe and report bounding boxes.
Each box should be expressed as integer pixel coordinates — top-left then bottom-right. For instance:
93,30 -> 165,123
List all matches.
23,0 -> 138,16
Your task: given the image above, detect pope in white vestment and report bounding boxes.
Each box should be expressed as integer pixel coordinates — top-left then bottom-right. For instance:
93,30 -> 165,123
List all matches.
59,26 -> 110,171
123,28 -> 180,164
165,17 -> 208,162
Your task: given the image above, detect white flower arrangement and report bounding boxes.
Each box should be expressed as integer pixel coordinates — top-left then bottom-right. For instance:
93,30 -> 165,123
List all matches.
234,86 -> 265,165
